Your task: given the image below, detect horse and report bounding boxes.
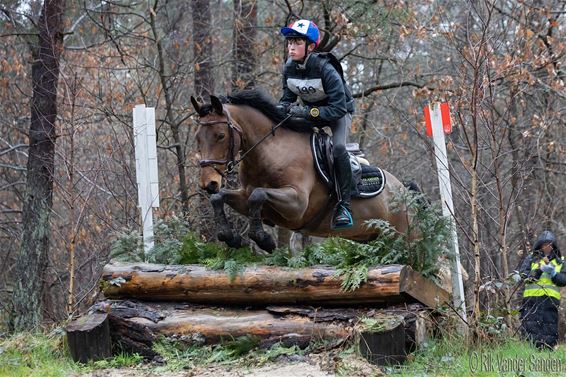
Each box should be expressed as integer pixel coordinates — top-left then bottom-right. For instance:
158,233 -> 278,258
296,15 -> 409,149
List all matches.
190,89 -> 414,252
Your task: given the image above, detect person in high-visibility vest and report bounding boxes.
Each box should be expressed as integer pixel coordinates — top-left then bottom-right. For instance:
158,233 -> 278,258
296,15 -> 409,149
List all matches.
518,230 -> 566,349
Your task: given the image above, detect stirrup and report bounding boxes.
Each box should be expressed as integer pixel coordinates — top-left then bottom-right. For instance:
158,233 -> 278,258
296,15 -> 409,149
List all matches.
331,204 -> 353,229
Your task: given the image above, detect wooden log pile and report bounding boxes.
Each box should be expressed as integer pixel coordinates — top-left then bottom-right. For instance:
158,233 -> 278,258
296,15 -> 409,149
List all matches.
68,262 -> 449,365
101,262 -> 449,308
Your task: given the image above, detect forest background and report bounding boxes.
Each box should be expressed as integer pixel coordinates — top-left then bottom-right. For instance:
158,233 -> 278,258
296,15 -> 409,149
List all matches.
2,0 -> 566,337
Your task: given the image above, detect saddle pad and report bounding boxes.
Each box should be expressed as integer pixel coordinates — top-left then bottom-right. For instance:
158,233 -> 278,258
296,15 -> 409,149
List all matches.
311,132 -> 385,199
357,165 -> 386,198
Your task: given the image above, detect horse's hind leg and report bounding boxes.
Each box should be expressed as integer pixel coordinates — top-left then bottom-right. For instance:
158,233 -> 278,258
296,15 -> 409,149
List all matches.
210,189 -> 249,248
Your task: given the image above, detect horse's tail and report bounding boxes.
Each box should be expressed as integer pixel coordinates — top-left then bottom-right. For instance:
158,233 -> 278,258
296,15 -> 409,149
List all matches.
403,180 -> 431,209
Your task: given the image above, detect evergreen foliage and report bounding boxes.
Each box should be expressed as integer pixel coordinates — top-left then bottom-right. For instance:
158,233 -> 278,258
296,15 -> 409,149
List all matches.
109,190 -> 452,290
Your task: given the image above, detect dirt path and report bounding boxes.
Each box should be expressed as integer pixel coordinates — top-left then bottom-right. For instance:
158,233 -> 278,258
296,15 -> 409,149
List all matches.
77,361 -> 334,377
75,353 -> 381,377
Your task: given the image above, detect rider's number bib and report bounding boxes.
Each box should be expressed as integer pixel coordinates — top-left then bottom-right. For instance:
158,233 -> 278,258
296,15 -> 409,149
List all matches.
287,78 -> 327,103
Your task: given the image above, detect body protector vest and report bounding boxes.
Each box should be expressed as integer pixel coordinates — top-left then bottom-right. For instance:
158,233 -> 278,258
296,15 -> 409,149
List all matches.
524,257 -> 564,299
280,53 -> 355,122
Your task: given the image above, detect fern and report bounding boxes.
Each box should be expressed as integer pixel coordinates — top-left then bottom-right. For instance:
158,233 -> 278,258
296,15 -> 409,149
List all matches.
223,259 -> 243,282
338,264 -> 369,291
287,254 -> 308,268
264,248 -> 292,267
206,335 -> 259,363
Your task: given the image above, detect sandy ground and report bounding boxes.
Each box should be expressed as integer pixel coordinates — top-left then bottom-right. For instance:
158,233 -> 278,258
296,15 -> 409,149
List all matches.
76,361 -> 334,377
74,353 -> 382,377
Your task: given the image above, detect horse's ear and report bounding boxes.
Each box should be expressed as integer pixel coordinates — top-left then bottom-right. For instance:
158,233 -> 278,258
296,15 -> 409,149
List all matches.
190,96 -> 202,115
210,95 -> 224,115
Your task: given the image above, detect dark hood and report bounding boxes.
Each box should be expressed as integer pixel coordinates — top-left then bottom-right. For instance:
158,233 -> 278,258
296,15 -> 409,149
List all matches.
533,230 -> 561,259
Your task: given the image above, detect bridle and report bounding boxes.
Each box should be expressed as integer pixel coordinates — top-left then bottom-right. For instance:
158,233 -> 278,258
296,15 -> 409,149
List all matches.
198,106 -> 292,176
197,116 -> 242,177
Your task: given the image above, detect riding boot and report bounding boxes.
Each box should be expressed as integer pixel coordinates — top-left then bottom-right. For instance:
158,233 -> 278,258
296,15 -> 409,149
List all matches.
332,147 -> 354,229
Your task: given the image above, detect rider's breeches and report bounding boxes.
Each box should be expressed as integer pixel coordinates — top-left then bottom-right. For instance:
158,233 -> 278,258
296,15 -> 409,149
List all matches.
331,113 -> 351,149
331,114 -> 353,204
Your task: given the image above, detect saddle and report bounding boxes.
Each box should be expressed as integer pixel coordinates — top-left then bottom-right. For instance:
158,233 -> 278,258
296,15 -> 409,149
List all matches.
311,129 -> 385,199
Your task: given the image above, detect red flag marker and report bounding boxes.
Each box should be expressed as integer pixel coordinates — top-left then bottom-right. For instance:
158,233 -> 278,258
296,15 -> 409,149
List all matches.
424,103 -> 452,137
440,103 -> 452,134
424,105 -> 432,137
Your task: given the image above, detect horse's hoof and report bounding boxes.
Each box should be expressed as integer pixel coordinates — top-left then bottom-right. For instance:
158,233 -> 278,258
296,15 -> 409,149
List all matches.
251,231 -> 276,253
227,234 -> 247,248
217,230 -> 231,242
219,230 -> 247,248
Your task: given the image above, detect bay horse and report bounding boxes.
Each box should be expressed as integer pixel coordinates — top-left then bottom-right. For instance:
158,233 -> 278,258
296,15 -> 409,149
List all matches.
191,89 -> 413,252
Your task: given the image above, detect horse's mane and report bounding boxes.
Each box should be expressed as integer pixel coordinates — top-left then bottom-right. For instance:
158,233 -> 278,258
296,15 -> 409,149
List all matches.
227,88 -> 287,124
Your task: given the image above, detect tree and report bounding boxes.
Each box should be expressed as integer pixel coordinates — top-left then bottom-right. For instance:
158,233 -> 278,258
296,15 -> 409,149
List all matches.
10,0 -> 66,331
193,0 -> 214,100
232,0 -> 257,89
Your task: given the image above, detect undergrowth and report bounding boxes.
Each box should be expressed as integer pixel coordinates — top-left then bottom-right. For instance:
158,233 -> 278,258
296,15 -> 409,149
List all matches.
110,188 -> 453,290
151,335 -> 307,372
3,329 -> 562,377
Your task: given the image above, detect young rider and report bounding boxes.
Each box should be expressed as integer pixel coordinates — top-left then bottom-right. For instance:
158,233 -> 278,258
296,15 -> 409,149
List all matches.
279,19 -> 356,229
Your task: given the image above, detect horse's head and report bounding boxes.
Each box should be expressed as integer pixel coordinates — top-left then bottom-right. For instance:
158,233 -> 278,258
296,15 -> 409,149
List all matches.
191,95 -> 242,194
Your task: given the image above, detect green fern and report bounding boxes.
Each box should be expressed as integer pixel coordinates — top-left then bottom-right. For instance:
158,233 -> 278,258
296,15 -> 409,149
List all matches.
264,248 -> 292,267
223,259 -> 242,282
338,264 -> 369,291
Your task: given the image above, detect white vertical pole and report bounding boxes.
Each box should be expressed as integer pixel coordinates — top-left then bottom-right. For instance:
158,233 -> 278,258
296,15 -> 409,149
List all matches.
134,105 -> 159,258
429,103 -> 467,324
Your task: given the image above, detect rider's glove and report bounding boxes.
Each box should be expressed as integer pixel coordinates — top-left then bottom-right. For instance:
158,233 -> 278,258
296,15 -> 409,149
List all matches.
288,105 -> 309,118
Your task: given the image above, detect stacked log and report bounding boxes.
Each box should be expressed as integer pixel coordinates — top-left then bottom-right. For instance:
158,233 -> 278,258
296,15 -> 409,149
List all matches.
101,263 -> 449,308
67,262 -> 448,364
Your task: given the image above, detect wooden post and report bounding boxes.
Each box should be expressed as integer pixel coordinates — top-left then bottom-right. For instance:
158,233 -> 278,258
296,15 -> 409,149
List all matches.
133,105 -> 159,257
425,103 -> 467,327
66,313 -> 112,363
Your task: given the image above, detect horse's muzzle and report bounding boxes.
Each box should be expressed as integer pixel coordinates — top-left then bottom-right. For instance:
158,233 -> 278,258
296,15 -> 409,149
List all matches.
205,180 -> 220,194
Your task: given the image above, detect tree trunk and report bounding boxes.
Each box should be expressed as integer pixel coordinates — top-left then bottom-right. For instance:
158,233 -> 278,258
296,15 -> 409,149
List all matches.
193,0 -> 214,99
358,314 -> 407,365
11,0 -> 66,331
88,301 -> 433,359
192,0 -> 216,241
67,313 -> 112,363
276,226 -> 291,249
93,301 -> 349,358
102,263 -> 449,308
149,1 -> 190,215
231,0 -> 257,90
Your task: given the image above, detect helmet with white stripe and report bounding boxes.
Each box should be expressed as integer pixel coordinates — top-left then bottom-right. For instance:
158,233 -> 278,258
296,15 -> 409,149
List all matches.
280,19 -> 320,47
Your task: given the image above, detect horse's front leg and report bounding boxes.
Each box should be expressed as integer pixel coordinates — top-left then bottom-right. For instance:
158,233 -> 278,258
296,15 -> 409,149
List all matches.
248,186 -> 308,252
210,188 -> 249,248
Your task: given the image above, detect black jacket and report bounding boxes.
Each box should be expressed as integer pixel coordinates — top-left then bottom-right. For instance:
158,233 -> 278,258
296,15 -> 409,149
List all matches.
518,252 -> 566,286
280,53 -> 355,122
518,231 -> 566,286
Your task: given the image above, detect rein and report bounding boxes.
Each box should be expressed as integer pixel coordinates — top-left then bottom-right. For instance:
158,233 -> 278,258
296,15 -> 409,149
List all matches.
198,112 -> 293,175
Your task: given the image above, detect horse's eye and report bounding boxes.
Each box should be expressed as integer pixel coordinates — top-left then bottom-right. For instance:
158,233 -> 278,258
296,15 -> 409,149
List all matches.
217,132 -> 225,141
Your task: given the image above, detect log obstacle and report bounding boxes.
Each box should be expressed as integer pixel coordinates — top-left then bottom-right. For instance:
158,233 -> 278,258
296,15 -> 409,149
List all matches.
101,262 -> 449,308
66,313 -> 112,363
67,262 -> 448,363
69,300 -> 433,364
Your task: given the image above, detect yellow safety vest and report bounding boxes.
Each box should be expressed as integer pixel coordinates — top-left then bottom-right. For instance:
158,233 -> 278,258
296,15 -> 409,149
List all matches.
523,257 -> 564,300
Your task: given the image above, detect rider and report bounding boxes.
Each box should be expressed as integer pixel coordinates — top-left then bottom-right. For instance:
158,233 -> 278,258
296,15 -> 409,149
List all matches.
279,19 -> 356,229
